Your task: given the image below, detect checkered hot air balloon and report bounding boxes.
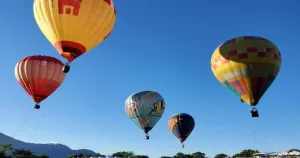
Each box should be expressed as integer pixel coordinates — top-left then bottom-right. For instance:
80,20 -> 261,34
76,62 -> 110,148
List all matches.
210,36 -> 282,117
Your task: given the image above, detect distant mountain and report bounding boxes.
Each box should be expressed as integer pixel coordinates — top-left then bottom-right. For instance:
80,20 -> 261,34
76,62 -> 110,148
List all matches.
0,132 -> 96,158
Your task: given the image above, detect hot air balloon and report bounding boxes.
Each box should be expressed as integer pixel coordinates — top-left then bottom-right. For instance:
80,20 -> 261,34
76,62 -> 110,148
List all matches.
33,0 -> 117,73
168,113 -> 195,148
125,91 -> 165,140
15,55 -> 66,109
211,36 -> 282,117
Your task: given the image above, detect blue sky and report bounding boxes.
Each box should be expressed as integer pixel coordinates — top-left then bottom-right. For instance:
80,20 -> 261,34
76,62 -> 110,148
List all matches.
0,0 -> 299,157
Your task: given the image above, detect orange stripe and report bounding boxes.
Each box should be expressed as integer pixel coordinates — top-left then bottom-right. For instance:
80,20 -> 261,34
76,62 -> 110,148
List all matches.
239,78 -> 249,95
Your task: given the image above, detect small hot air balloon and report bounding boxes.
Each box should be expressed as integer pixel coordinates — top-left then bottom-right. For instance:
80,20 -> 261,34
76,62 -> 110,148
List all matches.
33,0 -> 117,73
15,55 -> 66,109
211,36 -> 282,117
168,113 -> 195,148
125,91 -> 165,140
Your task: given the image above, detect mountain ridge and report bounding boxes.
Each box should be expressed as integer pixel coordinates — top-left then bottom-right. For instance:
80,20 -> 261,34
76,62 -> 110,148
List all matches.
0,132 -> 96,158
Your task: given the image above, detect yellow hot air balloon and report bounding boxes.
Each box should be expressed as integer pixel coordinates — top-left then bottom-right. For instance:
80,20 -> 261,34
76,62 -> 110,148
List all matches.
211,36 -> 282,117
33,0 -> 117,73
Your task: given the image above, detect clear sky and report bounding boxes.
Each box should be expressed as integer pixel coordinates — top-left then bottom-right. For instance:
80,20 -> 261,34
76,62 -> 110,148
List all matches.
0,0 -> 299,158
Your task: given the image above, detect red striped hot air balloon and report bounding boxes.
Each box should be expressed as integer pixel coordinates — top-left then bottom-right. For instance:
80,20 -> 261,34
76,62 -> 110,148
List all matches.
15,55 -> 66,109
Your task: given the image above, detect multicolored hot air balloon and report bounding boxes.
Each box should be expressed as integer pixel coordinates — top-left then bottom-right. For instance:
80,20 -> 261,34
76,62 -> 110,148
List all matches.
168,113 -> 195,148
125,91 -> 165,140
211,36 -> 282,117
33,0 -> 117,73
15,55 -> 66,109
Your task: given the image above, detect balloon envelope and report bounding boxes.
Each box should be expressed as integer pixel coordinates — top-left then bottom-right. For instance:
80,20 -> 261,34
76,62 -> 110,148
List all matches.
211,36 -> 282,106
15,55 -> 66,105
125,91 -> 165,135
168,113 -> 195,144
33,0 -> 116,62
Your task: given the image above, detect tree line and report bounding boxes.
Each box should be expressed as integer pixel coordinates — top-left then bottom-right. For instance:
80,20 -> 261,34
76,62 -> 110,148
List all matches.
102,149 -> 299,158
1,143 -> 299,158
66,153 -> 105,158
0,144 -> 48,158
69,150 -> 256,158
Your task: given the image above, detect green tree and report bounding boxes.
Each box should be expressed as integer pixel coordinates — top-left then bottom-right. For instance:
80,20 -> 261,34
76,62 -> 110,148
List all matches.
112,151 -> 124,157
185,154 -> 193,158
192,151 -> 206,158
0,144 -> 13,157
233,149 -> 259,158
161,156 -> 172,158
77,153 -> 84,157
12,149 -> 35,158
112,151 -> 134,158
215,153 -> 228,158
288,149 -> 300,152
173,152 -> 185,158
66,153 -> 94,158
83,153 -> 93,157
94,153 -> 105,157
